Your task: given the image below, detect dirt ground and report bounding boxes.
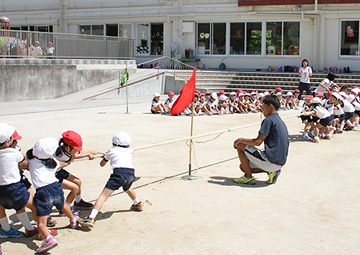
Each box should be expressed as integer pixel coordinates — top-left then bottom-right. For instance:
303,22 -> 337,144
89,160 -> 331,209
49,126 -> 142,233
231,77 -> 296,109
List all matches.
0,94 -> 359,255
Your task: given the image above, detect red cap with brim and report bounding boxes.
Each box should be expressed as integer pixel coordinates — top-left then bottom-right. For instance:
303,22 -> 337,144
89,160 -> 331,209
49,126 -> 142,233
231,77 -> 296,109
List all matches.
294,89 -> 300,93
12,130 -> 22,140
275,87 -> 282,92
62,130 -> 83,151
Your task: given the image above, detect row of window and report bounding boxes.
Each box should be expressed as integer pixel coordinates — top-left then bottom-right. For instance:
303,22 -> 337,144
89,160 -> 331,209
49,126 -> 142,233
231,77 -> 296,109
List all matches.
198,21 -> 300,56
79,23 -> 164,55
9,20 -> 360,57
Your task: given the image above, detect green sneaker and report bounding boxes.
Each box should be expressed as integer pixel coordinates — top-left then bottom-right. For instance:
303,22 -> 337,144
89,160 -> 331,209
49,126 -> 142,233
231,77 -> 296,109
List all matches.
78,217 -> 96,228
266,170 -> 281,184
233,175 -> 256,185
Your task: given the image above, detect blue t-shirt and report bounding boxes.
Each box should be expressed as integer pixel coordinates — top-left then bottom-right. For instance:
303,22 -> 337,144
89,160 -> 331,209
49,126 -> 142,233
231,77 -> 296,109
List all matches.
259,113 -> 289,166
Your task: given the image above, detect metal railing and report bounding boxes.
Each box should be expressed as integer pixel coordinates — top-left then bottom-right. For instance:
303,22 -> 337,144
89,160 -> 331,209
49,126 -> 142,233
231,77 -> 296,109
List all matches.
137,56 -> 201,79
0,29 -> 135,60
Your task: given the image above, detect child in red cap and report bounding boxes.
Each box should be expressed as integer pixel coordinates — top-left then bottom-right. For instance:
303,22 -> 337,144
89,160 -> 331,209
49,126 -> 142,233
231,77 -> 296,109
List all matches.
55,130 -> 103,215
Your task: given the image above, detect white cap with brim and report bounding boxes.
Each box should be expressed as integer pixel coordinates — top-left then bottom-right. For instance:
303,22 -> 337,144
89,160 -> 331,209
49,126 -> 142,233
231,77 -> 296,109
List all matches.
312,97 -> 322,104
219,95 -> 228,101
211,92 -> 217,99
339,92 -> 347,97
0,123 -> 15,144
112,131 -> 132,146
331,92 -> 342,100
153,93 -> 160,97
33,137 -> 59,159
286,92 -> 293,96
258,93 -> 265,98
276,92 -> 282,96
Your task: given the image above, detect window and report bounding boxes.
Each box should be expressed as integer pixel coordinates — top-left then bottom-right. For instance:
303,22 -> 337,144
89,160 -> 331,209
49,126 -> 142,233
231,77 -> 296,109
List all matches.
136,24 -> 149,54
230,23 -> 245,55
79,25 -> 104,36
197,23 -> 226,55
266,21 -> 300,55
119,24 -> 132,38
246,22 -> 262,55
106,24 -> 118,37
150,23 -> 163,55
341,20 -> 359,56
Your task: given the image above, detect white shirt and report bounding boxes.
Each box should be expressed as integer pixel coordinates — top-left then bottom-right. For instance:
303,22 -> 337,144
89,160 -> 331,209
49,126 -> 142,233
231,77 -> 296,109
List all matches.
333,103 -> 344,116
315,78 -> 333,93
323,99 -> 334,115
342,99 -> 355,113
299,66 -> 312,83
164,98 -> 174,108
104,146 -> 134,169
27,157 -> 60,189
0,148 -> 23,186
313,105 -> 331,119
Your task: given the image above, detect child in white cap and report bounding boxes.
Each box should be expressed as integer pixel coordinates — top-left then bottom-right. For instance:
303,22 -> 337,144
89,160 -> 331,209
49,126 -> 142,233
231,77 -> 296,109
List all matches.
27,137 -> 80,254
218,94 -> 230,114
151,93 -> 167,114
79,132 -> 143,228
285,91 -> 295,110
205,92 -> 220,114
0,123 -> 39,239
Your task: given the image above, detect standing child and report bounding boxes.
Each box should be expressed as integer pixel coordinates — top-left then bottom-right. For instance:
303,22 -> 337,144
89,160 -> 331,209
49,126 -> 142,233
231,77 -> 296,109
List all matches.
0,123 -> 39,239
300,95 -> 314,140
79,132 -> 143,228
27,137 -> 79,253
55,131 -> 100,216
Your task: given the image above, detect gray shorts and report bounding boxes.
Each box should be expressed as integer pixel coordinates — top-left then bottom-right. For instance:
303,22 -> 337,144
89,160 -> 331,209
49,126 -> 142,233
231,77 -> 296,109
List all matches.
244,145 -> 282,173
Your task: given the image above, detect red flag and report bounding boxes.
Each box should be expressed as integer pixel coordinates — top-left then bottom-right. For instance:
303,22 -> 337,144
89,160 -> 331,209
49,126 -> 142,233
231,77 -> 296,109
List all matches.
171,68 -> 196,116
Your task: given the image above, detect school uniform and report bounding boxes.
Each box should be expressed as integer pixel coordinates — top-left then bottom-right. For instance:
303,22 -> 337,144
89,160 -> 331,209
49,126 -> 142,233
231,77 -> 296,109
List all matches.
103,146 -> 135,192
0,148 -> 30,211
301,103 -> 312,122
164,98 -> 174,108
28,157 -> 64,216
313,105 -> 332,126
333,102 -> 345,122
151,99 -> 161,114
342,99 -> 355,120
352,97 -> 360,116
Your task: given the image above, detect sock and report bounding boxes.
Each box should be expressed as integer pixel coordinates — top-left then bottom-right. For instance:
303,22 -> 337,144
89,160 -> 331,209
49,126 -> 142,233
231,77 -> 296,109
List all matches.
132,198 -> 140,205
314,136 -> 319,141
16,212 -> 35,231
346,120 -> 352,126
303,132 -> 308,136
65,202 -> 71,208
89,209 -> 99,219
0,217 -> 11,231
75,195 -> 81,203
339,124 -> 344,131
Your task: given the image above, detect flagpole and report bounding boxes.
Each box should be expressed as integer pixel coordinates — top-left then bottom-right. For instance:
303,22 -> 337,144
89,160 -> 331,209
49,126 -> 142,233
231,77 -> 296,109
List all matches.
125,66 -> 129,114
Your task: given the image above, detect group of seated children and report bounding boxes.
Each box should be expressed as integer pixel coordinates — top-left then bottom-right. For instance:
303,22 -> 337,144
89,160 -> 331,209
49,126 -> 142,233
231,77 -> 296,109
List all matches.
151,87 -> 300,116
300,85 -> 360,143
0,125 -> 143,254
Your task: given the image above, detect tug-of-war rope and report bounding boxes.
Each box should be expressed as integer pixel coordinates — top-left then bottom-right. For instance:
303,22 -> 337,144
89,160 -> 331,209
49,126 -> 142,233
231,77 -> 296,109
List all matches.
73,113 -> 299,164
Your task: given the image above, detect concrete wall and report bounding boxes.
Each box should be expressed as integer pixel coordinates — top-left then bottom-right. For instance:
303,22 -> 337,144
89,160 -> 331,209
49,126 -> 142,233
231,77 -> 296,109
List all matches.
0,64 -> 134,102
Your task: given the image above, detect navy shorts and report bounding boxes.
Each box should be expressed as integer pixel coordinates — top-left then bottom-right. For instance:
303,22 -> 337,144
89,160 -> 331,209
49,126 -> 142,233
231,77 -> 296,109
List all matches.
35,182 -> 64,217
20,172 -> 32,190
344,112 -> 354,120
335,114 -> 345,122
320,115 -> 333,127
300,115 -> 311,122
105,168 -> 135,192
355,110 -> 360,116
0,181 -> 30,211
56,168 -> 70,183
309,116 -> 319,123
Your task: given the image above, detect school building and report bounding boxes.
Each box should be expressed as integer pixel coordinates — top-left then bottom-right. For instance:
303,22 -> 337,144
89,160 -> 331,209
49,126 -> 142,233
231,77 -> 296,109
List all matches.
2,0 -> 360,71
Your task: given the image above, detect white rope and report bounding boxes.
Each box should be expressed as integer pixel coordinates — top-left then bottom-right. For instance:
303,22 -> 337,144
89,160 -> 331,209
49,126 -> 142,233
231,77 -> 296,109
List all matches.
73,113 -> 299,162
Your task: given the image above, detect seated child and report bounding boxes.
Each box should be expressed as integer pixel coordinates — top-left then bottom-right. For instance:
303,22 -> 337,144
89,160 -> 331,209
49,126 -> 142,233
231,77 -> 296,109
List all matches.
164,91 -> 175,112
285,92 -> 295,110
228,92 -> 241,113
195,94 -> 210,115
237,92 -> 248,113
79,132 -> 143,228
205,93 -> 220,115
249,92 -> 260,113
218,94 -> 230,114
276,92 -> 286,110
293,89 -> 300,108
151,93 -> 167,114
27,137 -> 79,253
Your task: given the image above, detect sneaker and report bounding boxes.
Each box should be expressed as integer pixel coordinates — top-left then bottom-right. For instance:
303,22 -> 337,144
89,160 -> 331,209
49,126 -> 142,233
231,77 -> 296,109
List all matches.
46,216 -> 57,227
302,134 -> 311,141
36,236 -> 58,254
310,139 -> 319,143
78,217 -> 96,228
336,130 -> 343,134
70,218 -> 79,229
73,199 -> 94,209
0,227 -> 24,238
59,208 -> 80,217
233,175 -> 256,185
323,135 -> 331,139
266,170 -> 281,184
25,227 -> 39,237
130,202 -> 144,211
38,229 -> 58,240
